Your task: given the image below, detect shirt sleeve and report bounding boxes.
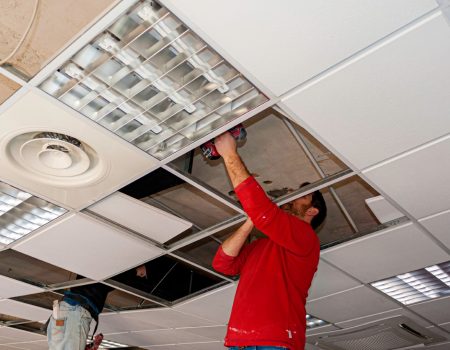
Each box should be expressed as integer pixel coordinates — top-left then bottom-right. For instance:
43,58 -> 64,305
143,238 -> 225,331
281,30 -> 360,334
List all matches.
234,176 -> 318,256
212,242 -> 258,276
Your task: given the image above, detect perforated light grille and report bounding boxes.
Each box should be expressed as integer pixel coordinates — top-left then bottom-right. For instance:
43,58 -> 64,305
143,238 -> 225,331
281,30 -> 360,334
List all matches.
333,329 -> 415,350
0,182 -> 66,245
371,261 -> 450,305
39,0 -> 267,159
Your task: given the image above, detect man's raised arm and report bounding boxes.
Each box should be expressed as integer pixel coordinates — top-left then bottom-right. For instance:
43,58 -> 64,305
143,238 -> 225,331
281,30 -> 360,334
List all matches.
214,132 -> 250,188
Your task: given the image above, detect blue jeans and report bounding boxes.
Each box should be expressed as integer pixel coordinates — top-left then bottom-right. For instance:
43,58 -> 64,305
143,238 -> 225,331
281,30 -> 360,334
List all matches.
229,347 -> 287,350
47,301 -> 92,350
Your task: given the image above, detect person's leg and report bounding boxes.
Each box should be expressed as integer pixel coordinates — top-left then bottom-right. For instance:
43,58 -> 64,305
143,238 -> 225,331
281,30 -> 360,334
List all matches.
47,301 -> 93,350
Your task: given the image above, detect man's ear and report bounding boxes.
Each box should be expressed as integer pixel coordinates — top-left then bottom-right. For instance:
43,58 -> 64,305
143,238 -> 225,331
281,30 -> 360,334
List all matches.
306,207 -> 319,217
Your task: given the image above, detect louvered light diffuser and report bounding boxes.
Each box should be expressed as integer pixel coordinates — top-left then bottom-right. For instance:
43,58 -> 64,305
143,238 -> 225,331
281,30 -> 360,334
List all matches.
0,182 -> 65,245
306,314 -> 328,329
39,0 -> 267,159
99,339 -> 128,349
371,261 -> 450,305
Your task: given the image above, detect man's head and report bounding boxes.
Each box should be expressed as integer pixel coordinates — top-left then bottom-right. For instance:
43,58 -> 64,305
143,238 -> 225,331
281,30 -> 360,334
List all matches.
281,182 -> 327,230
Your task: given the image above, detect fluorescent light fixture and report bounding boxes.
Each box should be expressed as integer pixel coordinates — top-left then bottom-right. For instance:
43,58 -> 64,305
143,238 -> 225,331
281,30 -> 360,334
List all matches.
371,261 -> 450,305
0,182 -> 66,245
39,0 -> 267,159
99,339 -> 129,349
306,314 -> 328,329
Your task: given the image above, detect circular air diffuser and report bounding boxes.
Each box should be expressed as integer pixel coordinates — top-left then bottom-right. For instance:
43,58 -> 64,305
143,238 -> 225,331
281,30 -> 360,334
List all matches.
6,131 -> 108,187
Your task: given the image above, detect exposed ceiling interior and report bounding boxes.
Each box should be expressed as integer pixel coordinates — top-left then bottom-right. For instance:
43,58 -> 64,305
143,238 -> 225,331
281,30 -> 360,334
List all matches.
0,0 -> 449,349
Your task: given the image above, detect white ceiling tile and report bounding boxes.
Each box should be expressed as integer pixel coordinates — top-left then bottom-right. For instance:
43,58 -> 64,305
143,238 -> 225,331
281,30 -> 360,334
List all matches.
364,136 -> 450,219
305,343 -> 326,350
308,259 -> 361,300
180,326 -> 226,341
282,13 -> 450,169
306,286 -> 399,323
173,342 -> 224,350
439,322 -> 450,332
174,284 -> 236,324
424,326 -> 450,342
164,0 -> 436,96
0,300 -> 49,322
0,276 -> 43,299
365,196 -> 404,224
0,345 -> 24,350
89,192 -> 192,244
409,296 -> 450,324
306,324 -> 339,336
420,210 -> 450,249
336,308 -> 432,329
424,341 -> 450,350
13,213 -> 163,280
100,309 -> 213,334
0,91 -> 157,210
322,222 -> 449,283
144,342 -> 224,350
105,328 -> 212,347
4,341 -> 48,350
0,328 -> 44,344
98,313 -> 164,334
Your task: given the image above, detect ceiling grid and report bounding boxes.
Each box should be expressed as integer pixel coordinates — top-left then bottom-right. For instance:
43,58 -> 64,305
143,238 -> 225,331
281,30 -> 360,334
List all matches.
0,0 -> 449,349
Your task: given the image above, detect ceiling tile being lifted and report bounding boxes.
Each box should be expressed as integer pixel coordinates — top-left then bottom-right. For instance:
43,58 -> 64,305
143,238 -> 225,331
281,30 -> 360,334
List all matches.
89,192 -> 192,244
0,300 -> 49,323
0,91 -> 157,210
13,213 -> 163,281
0,275 -> 43,299
365,195 -> 404,224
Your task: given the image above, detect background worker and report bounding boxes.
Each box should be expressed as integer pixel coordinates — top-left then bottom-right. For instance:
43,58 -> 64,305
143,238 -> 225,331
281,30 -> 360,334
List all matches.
47,264 -> 148,350
212,132 -> 327,350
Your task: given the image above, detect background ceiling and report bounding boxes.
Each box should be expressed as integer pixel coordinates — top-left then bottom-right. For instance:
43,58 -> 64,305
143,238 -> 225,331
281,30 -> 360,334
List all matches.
0,1 -> 449,349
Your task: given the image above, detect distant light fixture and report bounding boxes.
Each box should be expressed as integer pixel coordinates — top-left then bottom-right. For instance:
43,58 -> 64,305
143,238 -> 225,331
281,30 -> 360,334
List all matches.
39,0 -> 267,159
0,182 -> 66,245
99,339 -> 129,349
371,261 -> 450,305
306,314 -> 328,329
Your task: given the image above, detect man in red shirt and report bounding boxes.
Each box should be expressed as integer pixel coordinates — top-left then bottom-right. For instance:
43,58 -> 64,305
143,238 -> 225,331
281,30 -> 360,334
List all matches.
212,132 -> 327,350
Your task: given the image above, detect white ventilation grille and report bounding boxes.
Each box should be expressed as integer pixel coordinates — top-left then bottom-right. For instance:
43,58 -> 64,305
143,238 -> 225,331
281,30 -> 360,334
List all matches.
6,132 -> 105,187
39,0 -> 267,159
371,261 -> 450,305
332,330 -> 416,350
0,181 -> 65,246
313,316 -> 445,350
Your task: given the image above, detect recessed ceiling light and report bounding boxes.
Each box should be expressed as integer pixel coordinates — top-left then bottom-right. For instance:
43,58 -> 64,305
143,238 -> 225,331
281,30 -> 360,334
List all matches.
39,0 -> 267,159
0,182 -> 66,245
99,339 -> 129,349
371,261 -> 450,305
306,314 -> 328,329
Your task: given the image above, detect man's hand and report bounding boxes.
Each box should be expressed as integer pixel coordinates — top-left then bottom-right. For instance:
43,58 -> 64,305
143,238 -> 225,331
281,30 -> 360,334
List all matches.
135,265 -> 147,278
221,217 -> 254,257
215,132 -> 237,160
215,131 -> 250,188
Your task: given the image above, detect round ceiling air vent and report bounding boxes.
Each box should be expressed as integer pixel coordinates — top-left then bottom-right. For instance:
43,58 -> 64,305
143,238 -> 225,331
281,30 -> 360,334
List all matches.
6,131 -> 109,187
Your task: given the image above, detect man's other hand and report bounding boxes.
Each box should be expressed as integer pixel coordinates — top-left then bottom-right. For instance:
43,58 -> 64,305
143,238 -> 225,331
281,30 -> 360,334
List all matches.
136,265 -> 147,278
215,132 -> 237,159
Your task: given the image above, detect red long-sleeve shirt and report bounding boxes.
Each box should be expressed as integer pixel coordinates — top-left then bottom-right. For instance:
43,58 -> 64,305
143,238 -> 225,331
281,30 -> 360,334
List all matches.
212,177 -> 320,349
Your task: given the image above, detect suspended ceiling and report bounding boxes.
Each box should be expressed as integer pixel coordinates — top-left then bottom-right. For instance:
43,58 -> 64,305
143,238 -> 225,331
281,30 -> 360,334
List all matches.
0,0 -> 450,349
